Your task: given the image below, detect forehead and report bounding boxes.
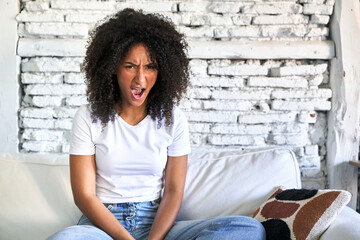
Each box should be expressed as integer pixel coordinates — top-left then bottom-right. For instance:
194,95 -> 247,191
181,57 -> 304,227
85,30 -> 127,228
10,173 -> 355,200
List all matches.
124,44 -> 153,62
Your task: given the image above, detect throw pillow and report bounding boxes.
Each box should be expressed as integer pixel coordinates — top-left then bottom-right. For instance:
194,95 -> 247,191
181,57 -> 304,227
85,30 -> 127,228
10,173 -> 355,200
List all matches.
253,187 -> 351,240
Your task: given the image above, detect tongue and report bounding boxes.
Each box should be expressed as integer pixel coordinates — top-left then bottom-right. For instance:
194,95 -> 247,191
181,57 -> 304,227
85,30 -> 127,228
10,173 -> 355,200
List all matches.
133,88 -> 142,95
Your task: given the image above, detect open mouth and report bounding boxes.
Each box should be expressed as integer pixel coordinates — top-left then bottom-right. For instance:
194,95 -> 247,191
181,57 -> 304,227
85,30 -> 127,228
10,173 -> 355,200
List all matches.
131,87 -> 146,100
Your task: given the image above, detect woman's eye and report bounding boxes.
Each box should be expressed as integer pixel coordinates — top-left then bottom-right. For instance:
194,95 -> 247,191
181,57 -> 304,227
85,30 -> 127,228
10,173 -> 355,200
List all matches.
147,65 -> 157,70
124,65 -> 134,69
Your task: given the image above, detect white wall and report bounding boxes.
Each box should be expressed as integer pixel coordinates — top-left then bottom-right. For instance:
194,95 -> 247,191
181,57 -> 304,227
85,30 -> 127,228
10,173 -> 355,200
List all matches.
0,1 -> 20,153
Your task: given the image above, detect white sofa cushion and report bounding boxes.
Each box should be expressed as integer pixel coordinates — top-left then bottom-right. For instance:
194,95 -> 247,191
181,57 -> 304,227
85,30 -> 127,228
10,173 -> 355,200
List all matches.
177,148 -> 301,221
0,153 -> 81,240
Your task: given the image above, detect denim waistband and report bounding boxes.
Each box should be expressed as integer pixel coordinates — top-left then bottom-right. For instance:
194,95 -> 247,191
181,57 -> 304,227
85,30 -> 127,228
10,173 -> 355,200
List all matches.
104,198 -> 161,208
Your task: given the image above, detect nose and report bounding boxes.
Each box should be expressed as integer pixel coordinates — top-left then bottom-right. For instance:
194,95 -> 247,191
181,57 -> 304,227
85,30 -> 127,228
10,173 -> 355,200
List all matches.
135,67 -> 146,84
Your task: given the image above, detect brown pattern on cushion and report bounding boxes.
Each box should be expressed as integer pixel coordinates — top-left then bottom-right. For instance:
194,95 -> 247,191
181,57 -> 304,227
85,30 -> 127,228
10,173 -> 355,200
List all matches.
293,191 -> 340,240
262,201 -> 300,218
253,187 -> 351,240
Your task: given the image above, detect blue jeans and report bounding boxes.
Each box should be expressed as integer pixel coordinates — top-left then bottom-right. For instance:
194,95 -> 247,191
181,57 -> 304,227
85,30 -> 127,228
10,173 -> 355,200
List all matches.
47,200 -> 265,240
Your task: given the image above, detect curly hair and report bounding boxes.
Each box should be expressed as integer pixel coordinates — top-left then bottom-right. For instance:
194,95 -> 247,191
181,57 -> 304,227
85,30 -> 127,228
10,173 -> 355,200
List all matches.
83,8 -> 189,127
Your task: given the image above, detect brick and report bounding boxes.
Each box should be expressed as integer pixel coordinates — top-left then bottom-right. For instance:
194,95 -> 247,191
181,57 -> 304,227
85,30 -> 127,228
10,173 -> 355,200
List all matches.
54,119 -> 73,130
20,108 -> 54,119
54,108 -> 77,118
62,143 -> 70,153
298,111 -> 317,123
203,100 -> 253,111
270,63 -> 327,76
186,88 -> 212,99
22,118 -> 54,129
32,96 -> 63,107
190,134 -> 207,146
22,57 -> 83,72
188,123 -> 211,133
305,145 -> 319,155
22,141 -> 61,152
253,15 -> 309,25
247,77 -> 308,88
208,64 -> 268,76
258,102 -> 270,112
21,23 -> 89,38
212,89 -> 271,100
17,38 -> 87,57
189,59 -> 208,76
65,96 -> 88,106
301,166 -> 323,178
21,73 -> 63,84
268,133 -> 308,145
208,2 -> 242,13
65,12 -> 110,23
231,15 -> 252,25
326,0 -> 335,5
187,14 -> 233,26
64,73 -> 85,84
303,4 -> 333,15
25,1 -> 49,11
22,129 -> 64,141
190,76 -> 244,88
272,100 -> 331,111
271,123 -> 308,134
261,25 -> 311,38
214,26 -> 261,38
242,4 -> 302,14
238,112 -> 297,124
272,89 -> 332,99
26,84 -> 86,96
16,11 -> 64,22
298,156 -> 321,168
310,15 -> 330,24
178,2 -> 209,12
300,0 -> 325,3
116,2 -> 176,12
185,111 -> 237,123
208,135 -> 266,146
211,124 -> 271,135
306,27 -> 329,37
177,26 -> 214,38
179,99 -> 203,110
308,74 -> 324,87
51,0 -> 116,11
301,179 -> 325,189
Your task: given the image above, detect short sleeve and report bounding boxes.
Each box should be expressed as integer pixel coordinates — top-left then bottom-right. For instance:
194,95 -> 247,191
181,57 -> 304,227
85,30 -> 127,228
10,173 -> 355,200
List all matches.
69,105 -> 95,155
167,107 -> 191,157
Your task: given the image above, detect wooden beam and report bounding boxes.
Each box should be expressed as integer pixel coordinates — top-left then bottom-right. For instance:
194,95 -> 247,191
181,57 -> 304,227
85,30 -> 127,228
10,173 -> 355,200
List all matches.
188,40 -> 335,59
327,0 -> 360,209
350,161 -> 360,168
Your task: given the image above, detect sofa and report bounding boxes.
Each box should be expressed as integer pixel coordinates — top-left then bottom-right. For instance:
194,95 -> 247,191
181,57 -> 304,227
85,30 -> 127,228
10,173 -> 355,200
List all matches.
0,148 -> 359,240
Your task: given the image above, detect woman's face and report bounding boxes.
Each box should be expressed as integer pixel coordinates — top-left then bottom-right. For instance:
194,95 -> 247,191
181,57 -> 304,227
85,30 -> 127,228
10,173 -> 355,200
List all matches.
116,44 -> 158,111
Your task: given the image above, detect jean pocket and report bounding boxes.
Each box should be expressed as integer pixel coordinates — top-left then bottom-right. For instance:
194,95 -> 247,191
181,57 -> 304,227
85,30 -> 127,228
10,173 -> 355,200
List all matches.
104,203 -> 114,211
150,198 -> 161,207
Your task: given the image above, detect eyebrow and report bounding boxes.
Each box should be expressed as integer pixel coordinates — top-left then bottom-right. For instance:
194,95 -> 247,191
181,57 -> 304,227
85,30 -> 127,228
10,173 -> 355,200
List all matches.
123,62 -> 157,66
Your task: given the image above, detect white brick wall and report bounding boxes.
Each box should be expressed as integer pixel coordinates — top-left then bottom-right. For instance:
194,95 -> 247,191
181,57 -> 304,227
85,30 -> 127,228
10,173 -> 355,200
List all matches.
16,0 -> 336,189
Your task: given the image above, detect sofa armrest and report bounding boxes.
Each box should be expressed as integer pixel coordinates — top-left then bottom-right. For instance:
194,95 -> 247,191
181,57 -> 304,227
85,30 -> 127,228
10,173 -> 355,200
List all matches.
320,206 -> 360,240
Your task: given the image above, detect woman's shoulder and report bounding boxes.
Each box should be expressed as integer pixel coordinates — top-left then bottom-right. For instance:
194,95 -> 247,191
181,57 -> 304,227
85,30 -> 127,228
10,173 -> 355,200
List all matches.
73,104 -> 92,122
171,105 -> 188,125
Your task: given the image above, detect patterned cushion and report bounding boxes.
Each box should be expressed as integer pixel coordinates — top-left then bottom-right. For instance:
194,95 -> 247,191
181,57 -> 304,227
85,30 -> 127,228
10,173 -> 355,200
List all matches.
253,187 -> 351,240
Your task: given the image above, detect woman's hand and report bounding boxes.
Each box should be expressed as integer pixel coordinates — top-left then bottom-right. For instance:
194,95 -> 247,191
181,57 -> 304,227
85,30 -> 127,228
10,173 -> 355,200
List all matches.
147,155 -> 188,240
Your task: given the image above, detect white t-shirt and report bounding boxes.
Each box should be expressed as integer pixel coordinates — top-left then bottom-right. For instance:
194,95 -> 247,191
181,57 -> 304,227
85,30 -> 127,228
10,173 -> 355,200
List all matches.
70,105 -> 191,203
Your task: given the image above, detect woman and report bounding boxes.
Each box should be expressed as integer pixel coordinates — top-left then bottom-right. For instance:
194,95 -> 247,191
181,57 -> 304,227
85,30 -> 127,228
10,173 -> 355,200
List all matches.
48,9 -> 265,240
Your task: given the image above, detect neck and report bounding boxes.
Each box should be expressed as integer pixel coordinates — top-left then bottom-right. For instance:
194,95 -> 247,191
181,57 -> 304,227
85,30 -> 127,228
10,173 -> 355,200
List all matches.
115,104 -> 147,126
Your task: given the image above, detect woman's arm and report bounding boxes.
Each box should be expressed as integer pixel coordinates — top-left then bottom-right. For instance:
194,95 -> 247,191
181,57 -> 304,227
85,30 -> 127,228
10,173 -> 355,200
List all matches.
70,154 -> 135,240
147,154 -> 188,240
